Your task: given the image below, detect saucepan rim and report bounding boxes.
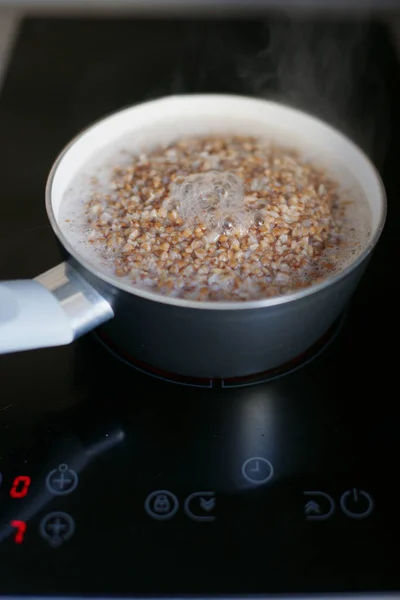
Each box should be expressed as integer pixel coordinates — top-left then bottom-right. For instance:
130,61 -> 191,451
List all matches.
45,94 -> 387,311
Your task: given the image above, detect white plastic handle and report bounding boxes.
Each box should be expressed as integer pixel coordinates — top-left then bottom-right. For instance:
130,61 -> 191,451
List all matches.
0,280 -> 74,353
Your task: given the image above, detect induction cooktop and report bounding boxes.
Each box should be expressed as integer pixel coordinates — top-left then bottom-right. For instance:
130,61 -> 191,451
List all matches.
0,15 -> 398,599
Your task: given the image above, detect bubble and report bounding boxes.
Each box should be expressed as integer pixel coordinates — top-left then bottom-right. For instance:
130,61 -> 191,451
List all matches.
172,171 -> 249,232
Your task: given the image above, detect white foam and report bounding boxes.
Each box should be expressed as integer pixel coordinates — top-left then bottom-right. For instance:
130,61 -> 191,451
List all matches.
172,171 -> 250,231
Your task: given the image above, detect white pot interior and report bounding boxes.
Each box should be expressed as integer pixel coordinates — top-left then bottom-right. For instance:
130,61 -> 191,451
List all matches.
50,94 -> 385,234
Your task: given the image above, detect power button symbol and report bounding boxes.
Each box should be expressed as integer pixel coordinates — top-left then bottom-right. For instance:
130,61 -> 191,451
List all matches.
340,488 -> 374,519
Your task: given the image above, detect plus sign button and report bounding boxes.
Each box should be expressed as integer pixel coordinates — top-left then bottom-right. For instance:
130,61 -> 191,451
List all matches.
46,464 -> 79,495
39,512 -> 75,548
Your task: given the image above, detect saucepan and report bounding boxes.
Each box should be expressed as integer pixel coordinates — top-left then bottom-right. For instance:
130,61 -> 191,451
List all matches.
0,95 -> 386,378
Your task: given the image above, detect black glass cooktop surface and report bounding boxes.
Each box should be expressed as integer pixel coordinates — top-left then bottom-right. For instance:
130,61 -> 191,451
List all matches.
0,16 -> 398,598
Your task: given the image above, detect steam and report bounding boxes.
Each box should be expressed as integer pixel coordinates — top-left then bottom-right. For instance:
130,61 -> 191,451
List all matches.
161,17 -> 390,169
237,17 -> 390,167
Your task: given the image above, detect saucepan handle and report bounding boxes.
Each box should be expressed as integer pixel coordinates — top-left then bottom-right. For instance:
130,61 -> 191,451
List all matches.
0,262 -> 114,354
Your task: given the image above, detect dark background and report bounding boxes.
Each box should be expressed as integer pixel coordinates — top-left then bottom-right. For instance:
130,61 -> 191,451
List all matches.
0,15 -> 398,597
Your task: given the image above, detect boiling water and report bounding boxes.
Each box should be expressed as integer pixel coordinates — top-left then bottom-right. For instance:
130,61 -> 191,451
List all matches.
58,132 -> 372,298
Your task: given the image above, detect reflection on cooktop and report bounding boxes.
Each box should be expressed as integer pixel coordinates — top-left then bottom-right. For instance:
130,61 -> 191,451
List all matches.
94,310 -> 347,388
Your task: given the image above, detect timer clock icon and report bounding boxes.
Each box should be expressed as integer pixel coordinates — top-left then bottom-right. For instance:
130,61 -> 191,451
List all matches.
242,457 -> 274,485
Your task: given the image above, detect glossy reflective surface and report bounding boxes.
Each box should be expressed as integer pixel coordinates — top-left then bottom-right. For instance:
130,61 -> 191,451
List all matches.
0,16 -> 398,597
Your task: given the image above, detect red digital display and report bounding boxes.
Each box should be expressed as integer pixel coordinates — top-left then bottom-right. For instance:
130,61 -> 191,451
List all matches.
9,475 -> 31,499
10,520 -> 26,544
